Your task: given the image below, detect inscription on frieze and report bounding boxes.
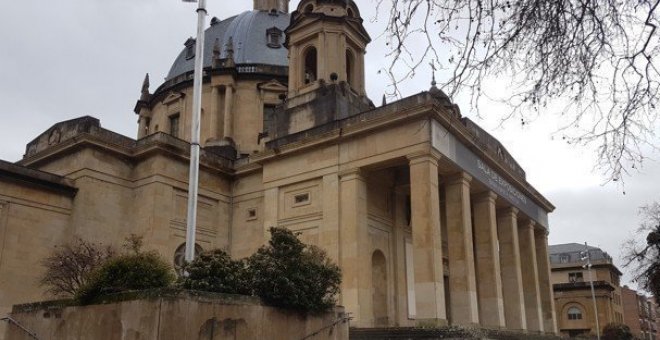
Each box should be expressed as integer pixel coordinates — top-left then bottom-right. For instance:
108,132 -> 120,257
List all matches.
432,121 -> 549,229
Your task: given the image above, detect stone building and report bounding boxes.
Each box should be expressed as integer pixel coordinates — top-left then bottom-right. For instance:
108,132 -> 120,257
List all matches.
549,243 -> 624,337
0,0 -> 557,336
622,285 -> 659,339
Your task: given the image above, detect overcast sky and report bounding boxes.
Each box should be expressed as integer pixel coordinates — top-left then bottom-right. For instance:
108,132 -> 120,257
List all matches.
0,0 -> 658,289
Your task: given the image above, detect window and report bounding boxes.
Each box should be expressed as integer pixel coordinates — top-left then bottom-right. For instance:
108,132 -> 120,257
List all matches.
169,114 -> 180,138
569,272 -> 584,283
144,117 -> 151,135
293,193 -> 310,206
560,254 -> 570,263
173,243 -> 204,276
267,27 -> 283,48
346,49 -> 354,86
303,47 -> 317,85
247,208 -> 257,220
568,307 -> 583,320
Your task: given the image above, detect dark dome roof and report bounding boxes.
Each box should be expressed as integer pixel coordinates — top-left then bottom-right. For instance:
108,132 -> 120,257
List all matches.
166,10 -> 290,81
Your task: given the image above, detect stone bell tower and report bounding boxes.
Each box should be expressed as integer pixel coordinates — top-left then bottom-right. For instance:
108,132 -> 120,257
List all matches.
285,0 -> 371,97
265,0 -> 374,143
253,0 -> 289,13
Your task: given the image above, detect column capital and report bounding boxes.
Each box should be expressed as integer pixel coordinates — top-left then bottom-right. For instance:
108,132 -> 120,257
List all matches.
472,190 -> 498,204
497,206 -> 519,217
339,168 -> 364,181
446,172 -> 473,186
407,150 -> 442,166
518,219 -> 536,230
534,228 -> 550,238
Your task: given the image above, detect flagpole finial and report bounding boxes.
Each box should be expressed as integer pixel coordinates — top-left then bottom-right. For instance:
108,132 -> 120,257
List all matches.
430,59 -> 437,87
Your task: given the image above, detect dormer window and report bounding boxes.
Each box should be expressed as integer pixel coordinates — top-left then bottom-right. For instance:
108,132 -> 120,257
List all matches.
267,27 -> 283,48
184,38 -> 196,60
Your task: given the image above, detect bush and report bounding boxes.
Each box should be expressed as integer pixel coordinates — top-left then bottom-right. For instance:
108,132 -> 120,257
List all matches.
178,249 -> 251,295
602,323 -> 634,340
247,227 -> 341,313
75,236 -> 174,304
40,238 -> 115,297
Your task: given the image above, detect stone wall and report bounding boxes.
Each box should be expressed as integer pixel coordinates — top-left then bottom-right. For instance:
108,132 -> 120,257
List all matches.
4,291 -> 348,340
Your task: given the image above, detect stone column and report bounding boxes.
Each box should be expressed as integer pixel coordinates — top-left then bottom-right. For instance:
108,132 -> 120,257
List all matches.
339,169 -> 371,326
223,85 -> 234,139
393,187 -> 410,325
445,172 -> 479,325
519,220 -> 544,332
209,85 -> 220,141
320,174 -> 340,263
497,207 -> 527,330
535,229 -> 558,334
408,154 -> 447,324
472,191 -> 505,328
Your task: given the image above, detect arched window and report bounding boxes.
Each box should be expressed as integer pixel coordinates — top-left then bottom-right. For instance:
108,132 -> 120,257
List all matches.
347,8 -> 355,18
567,306 -> 583,320
303,47 -> 318,85
304,4 -> 314,13
173,243 -> 204,276
346,49 -> 355,86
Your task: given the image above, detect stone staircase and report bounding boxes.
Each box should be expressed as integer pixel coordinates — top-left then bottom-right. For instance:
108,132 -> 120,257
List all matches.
349,327 -> 562,340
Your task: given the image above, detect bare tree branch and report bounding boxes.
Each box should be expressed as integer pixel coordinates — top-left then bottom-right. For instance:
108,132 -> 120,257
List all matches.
623,201 -> 660,297
377,0 -> 660,181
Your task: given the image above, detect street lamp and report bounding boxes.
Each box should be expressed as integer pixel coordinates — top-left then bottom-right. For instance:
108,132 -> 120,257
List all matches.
182,0 -> 207,264
581,242 -> 600,340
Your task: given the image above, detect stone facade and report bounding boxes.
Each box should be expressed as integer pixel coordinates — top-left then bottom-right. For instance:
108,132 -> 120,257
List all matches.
0,0 -> 557,337
5,291 -> 347,340
549,243 -> 624,338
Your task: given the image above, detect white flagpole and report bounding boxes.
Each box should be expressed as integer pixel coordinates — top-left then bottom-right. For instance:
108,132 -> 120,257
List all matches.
582,242 -> 600,340
183,0 -> 207,263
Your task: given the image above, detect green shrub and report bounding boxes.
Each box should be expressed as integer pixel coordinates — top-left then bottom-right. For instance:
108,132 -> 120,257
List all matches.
75,236 -> 174,304
602,323 -> 634,340
247,227 -> 341,313
178,249 -> 251,295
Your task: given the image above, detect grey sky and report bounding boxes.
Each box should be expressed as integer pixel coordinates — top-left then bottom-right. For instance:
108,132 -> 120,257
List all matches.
0,0 -> 657,289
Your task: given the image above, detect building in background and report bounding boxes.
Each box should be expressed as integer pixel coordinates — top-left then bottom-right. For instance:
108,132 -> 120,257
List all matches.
622,286 -> 659,340
0,0 -> 558,336
549,243 -> 624,338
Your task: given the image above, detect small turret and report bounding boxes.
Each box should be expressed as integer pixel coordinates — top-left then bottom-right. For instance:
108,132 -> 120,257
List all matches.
286,0 -> 370,97
225,37 -> 235,67
253,0 -> 289,13
140,73 -> 150,101
212,38 -> 222,68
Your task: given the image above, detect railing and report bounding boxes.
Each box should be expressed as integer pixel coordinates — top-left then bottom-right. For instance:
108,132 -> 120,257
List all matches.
1,316 -> 39,339
553,280 -> 614,291
299,312 -> 352,340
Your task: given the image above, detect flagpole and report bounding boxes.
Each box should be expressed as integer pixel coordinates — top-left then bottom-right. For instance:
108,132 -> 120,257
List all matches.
583,242 -> 600,340
183,0 -> 207,263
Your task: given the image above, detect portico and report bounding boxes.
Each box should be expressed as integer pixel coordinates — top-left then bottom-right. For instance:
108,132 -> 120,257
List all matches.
251,80 -> 556,333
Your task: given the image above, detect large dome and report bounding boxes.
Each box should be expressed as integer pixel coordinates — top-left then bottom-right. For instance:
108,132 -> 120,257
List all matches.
166,10 -> 290,81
